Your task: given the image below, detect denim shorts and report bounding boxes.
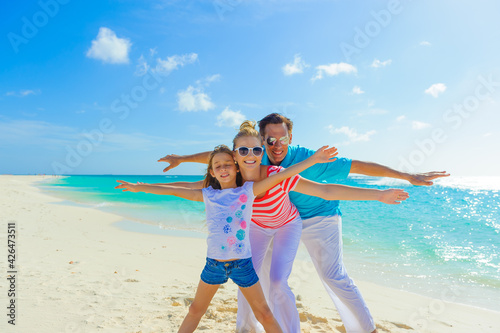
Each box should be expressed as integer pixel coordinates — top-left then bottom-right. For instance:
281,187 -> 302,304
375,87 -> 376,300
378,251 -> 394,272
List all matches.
200,257 -> 259,288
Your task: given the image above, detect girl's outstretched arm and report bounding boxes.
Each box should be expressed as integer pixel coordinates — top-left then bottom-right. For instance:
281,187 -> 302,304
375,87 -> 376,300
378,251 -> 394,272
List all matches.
294,178 -> 409,204
115,181 -> 203,202
252,145 -> 338,196
137,180 -> 204,189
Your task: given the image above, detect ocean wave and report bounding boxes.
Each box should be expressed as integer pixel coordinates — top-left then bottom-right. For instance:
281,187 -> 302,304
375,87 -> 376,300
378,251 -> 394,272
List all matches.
355,175 -> 500,191
93,202 -> 114,208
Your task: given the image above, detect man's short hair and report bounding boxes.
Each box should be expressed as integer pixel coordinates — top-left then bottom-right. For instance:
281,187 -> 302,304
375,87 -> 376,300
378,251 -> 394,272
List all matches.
258,113 -> 293,137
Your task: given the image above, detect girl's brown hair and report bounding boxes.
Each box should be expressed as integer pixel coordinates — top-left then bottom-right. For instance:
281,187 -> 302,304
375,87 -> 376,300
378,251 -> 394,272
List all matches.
203,144 -> 243,189
232,120 -> 260,150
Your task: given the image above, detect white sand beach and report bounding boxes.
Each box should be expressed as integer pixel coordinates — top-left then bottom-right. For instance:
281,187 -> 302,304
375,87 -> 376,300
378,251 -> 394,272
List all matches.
0,175 -> 499,333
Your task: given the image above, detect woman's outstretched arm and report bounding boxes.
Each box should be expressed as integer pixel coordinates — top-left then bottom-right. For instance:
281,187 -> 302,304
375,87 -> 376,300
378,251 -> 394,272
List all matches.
137,180 -> 204,189
293,178 -> 409,204
253,146 -> 338,196
115,181 -> 203,202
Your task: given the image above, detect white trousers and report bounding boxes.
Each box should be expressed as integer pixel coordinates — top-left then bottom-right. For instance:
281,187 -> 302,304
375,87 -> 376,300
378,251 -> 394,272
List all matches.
301,215 -> 375,333
236,215 -> 376,333
236,216 -> 302,333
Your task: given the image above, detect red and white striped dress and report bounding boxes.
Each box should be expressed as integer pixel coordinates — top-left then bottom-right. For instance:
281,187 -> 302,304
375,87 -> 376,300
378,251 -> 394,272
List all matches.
251,166 -> 301,229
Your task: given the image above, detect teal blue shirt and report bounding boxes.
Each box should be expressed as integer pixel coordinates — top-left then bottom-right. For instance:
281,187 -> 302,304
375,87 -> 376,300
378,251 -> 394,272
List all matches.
261,145 -> 352,219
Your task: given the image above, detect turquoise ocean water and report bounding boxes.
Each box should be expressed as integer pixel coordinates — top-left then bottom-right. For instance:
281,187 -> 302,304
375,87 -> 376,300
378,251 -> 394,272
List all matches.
39,175 -> 500,311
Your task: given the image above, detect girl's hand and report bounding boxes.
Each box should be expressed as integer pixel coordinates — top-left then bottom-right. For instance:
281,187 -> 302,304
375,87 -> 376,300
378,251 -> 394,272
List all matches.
311,145 -> 338,164
115,180 -> 140,192
379,189 -> 409,204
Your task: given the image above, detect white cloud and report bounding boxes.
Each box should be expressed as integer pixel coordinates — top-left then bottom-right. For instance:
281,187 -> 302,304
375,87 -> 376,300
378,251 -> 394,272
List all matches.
20,90 -> 36,96
216,107 -> 246,128
0,119 -> 75,147
155,53 -> 198,74
420,41 -> 431,46
177,86 -> 215,112
86,27 -> 131,64
371,59 -> 392,68
352,86 -> 364,95
135,55 -> 150,76
396,115 -> 406,122
425,83 -> 447,98
5,89 -> 39,97
327,125 -> 376,144
483,132 -> 493,138
356,108 -> 388,116
412,120 -> 431,130
282,54 -> 310,76
196,74 -> 221,86
0,119 -> 214,152
205,74 -> 221,83
312,62 -> 357,81
135,52 -> 198,76
234,102 -> 261,109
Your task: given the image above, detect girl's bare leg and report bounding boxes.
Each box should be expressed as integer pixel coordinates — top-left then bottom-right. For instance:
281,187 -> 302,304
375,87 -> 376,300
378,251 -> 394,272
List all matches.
178,280 -> 220,333
239,281 -> 283,333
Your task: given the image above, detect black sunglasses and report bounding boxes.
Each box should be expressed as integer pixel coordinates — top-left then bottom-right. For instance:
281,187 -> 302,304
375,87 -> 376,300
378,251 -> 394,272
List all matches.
235,146 -> 264,157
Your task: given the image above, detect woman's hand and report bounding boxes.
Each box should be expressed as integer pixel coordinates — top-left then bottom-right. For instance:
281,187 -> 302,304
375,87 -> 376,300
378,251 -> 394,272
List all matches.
379,189 -> 409,204
115,180 -> 140,192
311,145 -> 338,164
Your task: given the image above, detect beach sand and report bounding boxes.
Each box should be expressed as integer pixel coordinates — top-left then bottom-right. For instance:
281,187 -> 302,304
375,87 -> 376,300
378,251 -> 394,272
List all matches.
1,175 -> 499,333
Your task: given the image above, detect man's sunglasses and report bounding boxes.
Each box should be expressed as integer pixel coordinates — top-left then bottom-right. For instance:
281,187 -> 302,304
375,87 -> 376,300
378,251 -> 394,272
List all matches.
235,146 -> 264,157
265,135 -> 290,146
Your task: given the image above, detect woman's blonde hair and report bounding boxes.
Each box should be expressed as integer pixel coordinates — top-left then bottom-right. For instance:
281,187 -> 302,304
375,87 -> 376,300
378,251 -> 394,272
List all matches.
203,145 -> 242,189
232,120 -> 260,150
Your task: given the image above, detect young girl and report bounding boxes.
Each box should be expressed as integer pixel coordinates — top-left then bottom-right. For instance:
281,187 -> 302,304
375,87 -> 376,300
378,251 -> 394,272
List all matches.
115,144 -> 339,333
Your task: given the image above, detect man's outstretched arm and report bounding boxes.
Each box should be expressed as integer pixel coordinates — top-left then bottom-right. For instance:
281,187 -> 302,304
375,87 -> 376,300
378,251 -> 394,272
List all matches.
158,151 -> 211,172
350,160 -> 450,186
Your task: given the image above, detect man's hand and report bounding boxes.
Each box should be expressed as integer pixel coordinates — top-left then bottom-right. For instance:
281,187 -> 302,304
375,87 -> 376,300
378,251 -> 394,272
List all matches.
406,171 -> 450,186
158,151 -> 211,172
350,161 -> 450,186
158,154 -> 183,173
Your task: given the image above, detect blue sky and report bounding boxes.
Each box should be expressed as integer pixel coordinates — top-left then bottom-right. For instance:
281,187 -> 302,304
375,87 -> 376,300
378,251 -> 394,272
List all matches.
1,0 -> 499,176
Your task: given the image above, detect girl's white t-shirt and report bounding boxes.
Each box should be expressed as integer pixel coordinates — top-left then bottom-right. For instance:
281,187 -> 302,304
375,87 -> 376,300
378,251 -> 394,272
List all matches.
202,181 -> 255,260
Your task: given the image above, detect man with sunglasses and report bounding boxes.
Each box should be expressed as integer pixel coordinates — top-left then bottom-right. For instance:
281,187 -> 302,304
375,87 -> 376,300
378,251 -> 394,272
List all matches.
256,113 -> 449,333
159,113 -> 449,333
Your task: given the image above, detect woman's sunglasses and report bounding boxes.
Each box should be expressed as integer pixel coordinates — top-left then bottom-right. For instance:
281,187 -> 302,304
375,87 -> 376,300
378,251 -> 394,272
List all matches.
235,146 -> 264,157
265,135 -> 290,146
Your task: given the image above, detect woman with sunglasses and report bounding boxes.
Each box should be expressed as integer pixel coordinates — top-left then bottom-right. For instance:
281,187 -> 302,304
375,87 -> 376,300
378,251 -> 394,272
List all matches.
155,121 -> 408,333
